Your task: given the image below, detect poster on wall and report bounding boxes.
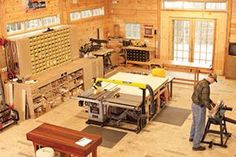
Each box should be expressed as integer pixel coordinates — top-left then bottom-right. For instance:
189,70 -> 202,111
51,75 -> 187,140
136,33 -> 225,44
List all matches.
26,0 -> 46,11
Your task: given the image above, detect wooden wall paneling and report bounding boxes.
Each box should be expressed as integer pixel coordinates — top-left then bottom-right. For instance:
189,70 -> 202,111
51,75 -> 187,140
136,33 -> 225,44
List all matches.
225,55 -> 236,78
0,0 -> 3,36
0,7 -> 6,70
67,0 -> 106,50
106,0 -> 161,49
230,0 -> 236,42
59,0 -> 69,25
4,0 -> 61,24
71,18 -> 105,49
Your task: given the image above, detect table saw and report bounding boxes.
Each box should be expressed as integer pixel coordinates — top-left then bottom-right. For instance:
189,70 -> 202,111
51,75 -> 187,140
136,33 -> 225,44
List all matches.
77,72 -> 169,133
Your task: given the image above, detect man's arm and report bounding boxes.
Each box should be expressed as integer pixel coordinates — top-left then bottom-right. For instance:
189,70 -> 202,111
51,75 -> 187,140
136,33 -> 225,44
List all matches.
202,86 -> 213,110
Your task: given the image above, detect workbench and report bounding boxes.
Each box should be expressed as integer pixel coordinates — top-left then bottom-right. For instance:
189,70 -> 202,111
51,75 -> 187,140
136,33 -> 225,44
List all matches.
13,58 -> 103,121
150,59 -> 213,85
92,48 -> 116,74
164,60 -> 213,85
26,123 -> 102,157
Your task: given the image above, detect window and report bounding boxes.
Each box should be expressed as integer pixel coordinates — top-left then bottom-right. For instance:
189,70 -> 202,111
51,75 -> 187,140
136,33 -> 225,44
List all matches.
194,21 -> 214,64
6,22 -> 24,34
25,19 -> 42,30
206,2 -> 226,11
42,16 -> 60,26
183,2 -> 205,10
70,12 -> 81,21
173,20 -> 190,62
81,10 -> 92,18
92,7 -> 104,16
163,0 -> 226,11
70,7 -> 104,21
7,15 -> 60,35
125,23 -> 141,39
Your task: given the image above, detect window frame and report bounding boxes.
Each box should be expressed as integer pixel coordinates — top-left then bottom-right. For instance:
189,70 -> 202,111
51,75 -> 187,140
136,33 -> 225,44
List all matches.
162,0 -> 227,12
69,7 -> 105,22
170,18 -> 215,65
125,23 -> 141,40
7,15 -> 60,35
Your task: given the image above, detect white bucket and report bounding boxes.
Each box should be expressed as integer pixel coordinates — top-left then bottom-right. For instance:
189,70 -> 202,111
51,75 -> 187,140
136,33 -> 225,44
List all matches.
36,147 -> 54,157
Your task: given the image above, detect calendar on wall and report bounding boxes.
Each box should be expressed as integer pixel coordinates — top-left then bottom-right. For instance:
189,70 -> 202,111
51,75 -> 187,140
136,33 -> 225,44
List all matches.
26,0 -> 46,11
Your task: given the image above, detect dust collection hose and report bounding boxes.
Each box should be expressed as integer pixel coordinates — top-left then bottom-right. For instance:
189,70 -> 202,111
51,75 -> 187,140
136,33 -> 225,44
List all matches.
146,85 -> 155,114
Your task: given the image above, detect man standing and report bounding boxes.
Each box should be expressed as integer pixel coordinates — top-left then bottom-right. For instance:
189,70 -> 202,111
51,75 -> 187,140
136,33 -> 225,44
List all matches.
190,73 -> 217,151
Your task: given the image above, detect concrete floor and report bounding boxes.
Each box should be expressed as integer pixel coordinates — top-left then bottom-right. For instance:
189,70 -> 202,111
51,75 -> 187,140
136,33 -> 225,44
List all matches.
0,69 -> 236,157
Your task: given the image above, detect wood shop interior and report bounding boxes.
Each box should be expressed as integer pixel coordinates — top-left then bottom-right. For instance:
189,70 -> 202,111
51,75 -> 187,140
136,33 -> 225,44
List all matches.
1,0 -> 236,157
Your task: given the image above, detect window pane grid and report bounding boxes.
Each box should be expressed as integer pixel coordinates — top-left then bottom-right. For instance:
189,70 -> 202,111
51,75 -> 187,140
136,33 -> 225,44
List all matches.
193,20 -> 214,65
7,15 -> 60,34
172,19 -> 214,65
163,1 -> 226,11
173,20 -> 190,62
70,7 -> 104,21
125,23 -> 141,39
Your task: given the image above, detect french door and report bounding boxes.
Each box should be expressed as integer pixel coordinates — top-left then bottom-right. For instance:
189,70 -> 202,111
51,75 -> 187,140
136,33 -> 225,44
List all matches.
172,19 -> 215,64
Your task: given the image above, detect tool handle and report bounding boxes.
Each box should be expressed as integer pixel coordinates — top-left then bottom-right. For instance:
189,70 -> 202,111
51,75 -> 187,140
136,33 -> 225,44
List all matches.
223,106 -> 233,111
224,117 -> 236,124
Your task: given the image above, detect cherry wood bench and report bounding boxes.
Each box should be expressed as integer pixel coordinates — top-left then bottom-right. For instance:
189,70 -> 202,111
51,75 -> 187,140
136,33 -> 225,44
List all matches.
26,123 -> 102,157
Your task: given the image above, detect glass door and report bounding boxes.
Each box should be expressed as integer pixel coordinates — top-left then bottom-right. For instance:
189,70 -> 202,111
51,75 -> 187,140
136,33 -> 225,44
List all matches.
193,20 -> 215,64
173,20 -> 190,62
172,19 -> 215,65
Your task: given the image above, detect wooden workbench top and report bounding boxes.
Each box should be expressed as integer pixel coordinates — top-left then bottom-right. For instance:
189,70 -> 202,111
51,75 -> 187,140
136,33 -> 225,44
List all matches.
122,46 -> 156,52
92,48 -> 114,56
13,58 -> 94,89
151,59 -> 212,70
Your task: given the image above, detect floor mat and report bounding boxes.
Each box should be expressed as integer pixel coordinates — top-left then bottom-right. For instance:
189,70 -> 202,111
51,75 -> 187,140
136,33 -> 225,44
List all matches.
82,125 -> 127,148
153,106 -> 191,126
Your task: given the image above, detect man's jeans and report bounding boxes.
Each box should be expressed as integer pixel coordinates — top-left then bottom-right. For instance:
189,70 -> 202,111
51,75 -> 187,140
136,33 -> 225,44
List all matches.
190,103 -> 206,148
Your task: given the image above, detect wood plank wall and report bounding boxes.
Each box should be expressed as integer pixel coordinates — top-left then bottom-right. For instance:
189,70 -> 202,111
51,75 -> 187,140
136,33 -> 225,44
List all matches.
230,0 -> 236,42
0,0 -> 106,69
105,0 -> 161,50
66,0 -> 106,48
2,0 -> 61,30
0,0 -> 106,46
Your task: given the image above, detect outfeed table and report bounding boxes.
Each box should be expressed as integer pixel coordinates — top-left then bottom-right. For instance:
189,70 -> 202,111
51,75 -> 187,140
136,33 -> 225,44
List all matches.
102,72 -> 169,119
163,60 -> 213,85
150,59 -> 213,85
26,123 -> 102,157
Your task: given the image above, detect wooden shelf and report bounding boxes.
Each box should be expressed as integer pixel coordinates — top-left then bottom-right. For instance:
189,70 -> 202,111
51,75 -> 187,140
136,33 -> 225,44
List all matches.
13,58 -> 103,121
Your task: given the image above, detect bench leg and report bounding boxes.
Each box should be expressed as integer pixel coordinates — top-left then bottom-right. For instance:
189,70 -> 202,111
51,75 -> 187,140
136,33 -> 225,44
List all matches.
92,148 -> 97,157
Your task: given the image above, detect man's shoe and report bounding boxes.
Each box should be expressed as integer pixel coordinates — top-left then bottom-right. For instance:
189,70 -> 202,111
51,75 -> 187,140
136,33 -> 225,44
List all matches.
192,146 -> 206,151
189,138 -> 193,142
